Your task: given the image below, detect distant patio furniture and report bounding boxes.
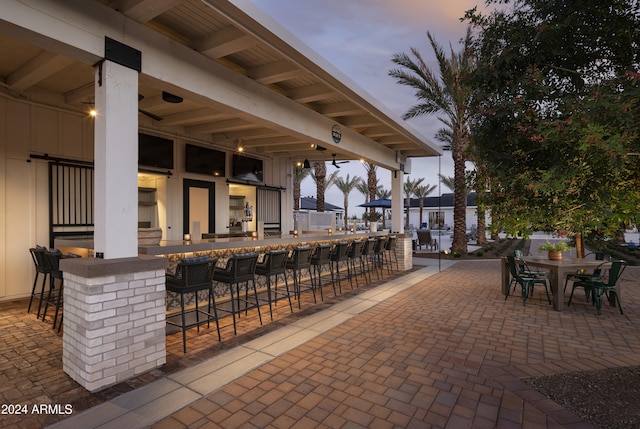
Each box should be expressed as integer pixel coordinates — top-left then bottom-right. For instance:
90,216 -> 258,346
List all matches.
416,230 -> 433,250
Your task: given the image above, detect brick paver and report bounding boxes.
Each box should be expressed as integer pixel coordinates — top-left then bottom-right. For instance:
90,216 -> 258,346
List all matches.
1,259 -> 639,428
153,260 -> 639,428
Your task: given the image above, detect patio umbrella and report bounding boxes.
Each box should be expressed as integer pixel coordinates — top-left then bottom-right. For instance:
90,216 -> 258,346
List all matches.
358,198 -> 408,208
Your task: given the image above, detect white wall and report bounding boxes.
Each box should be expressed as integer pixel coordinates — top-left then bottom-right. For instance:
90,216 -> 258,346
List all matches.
0,95 -> 288,300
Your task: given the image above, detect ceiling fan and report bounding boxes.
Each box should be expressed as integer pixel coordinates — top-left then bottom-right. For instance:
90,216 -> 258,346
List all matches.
138,91 -> 183,121
331,154 -> 349,168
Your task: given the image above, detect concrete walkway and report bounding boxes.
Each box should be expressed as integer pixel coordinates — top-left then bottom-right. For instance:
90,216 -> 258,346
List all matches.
46,258 -> 640,428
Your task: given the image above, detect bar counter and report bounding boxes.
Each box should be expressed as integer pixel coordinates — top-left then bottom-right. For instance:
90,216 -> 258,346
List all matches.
138,232 -> 388,256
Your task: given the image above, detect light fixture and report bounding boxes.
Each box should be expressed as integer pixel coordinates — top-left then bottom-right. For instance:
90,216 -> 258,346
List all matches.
237,139 -> 244,152
303,158 -> 311,169
89,108 -> 97,118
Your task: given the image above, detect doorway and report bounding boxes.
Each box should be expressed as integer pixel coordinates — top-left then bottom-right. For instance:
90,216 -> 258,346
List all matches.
183,179 -> 215,238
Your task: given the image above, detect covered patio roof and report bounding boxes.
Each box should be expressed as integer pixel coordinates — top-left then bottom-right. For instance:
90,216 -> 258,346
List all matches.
0,0 -> 441,169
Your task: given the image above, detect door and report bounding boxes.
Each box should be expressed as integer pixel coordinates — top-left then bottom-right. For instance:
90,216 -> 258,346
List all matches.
183,179 -> 215,238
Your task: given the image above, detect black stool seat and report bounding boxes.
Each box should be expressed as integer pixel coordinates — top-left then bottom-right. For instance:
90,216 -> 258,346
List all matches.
385,235 -> 399,273
330,241 -> 350,293
347,240 -> 365,288
310,244 -> 333,300
286,246 -> 315,308
213,253 -> 260,335
255,249 -> 292,320
166,256 -> 220,353
361,238 -> 376,283
42,250 -> 65,331
28,246 -> 50,317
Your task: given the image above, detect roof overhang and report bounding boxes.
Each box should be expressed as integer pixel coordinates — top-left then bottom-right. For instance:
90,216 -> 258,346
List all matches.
0,0 -> 441,169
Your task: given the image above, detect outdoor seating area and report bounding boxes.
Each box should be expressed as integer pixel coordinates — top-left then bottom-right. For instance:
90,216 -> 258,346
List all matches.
3,258 -> 639,428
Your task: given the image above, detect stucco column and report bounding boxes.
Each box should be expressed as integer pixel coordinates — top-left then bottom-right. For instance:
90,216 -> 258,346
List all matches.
94,59 -> 139,259
391,169 -> 404,233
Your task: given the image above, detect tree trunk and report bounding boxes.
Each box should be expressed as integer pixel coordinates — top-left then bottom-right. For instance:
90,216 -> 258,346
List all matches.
314,162 -> 326,212
476,204 -> 487,245
451,136 -> 468,254
293,182 -> 300,211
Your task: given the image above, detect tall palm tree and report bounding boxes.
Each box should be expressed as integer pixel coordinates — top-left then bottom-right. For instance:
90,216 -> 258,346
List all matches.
376,187 -> 392,229
439,172 -> 487,244
390,28 -> 474,254
334,174 -> 362,229
364,162 -> 378,219
312,161 -> 326,212
403,177 -> 424,229
293,164 -> 310,211
414,184 -> 437,228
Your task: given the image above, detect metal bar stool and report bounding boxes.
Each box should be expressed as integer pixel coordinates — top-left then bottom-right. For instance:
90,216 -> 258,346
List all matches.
329,241 -> 350,294
385,235 -> 399,273
166,256 -> 220,353
310,244 -> 333,300
28,246 -> 50,317
346,240 -> 365,288
286,246 -> 315,308
373,236 -> 389,278
361,238 -> 376,283
42,250 -> 64,331
255,249 -> 293,320
213,253 -> 260,335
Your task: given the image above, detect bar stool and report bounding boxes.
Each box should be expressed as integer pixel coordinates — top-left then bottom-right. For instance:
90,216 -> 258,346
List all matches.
385,235 -> 399,273
213,253 -> 260,335
329,241 -> 350,294
42,250 -> 64,331
286,246 -> 315,308
374,236 -> 389,277
310,244 -> 333,300
361,238 -> 376,282
255,249 -> 292,320
346,240 -> 365,288
166,256 -> 220,353
28,246 -> 50,317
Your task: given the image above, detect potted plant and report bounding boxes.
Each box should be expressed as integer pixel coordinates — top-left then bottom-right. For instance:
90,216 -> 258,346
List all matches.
362,211 -> 383,232
538,240 -> 572,260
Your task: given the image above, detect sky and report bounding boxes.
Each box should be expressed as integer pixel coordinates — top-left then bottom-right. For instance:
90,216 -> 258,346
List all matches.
249,0 -> 482,214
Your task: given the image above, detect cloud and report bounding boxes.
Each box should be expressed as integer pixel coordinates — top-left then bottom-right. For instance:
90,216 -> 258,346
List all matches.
249,0 -> 478,210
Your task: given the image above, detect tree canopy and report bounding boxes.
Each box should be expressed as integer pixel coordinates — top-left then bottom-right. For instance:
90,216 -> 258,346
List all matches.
466,0 -> 640,239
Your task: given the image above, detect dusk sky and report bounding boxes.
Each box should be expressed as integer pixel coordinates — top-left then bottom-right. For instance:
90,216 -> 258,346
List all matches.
250,0 -> 482,213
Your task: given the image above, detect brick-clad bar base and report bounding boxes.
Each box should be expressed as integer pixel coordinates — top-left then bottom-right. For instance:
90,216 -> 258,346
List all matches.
396,235 -> 413,271
60,256 -> 168,392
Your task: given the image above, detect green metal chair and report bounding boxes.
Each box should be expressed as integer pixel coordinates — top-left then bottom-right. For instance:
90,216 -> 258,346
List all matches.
505,255 -> 551,305
568,260 -> 627,315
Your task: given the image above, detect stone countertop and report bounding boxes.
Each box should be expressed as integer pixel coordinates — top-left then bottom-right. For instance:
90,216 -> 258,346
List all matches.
138,231 -> 403,256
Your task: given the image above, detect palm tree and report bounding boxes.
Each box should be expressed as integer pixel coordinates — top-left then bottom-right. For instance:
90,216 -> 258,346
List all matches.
390,28 -> 474,254
414,184 -> 437,228
376,187 -> 392,229
311,161 -> 336,212
334,174 -> 362,229
293,164 -> 310,211
403,177 -> 424,229
364,162 -> 378,219
440,172 -> 487,244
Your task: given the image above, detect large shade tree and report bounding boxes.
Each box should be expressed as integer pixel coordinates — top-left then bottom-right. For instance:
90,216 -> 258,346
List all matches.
466,0 -> 640,252
390,29 -> 475,254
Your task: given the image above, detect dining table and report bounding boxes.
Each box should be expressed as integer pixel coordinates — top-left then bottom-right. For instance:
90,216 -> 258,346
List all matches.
501,256 -> 613,311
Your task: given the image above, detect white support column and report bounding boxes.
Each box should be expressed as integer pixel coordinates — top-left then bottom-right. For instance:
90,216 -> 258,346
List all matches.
391,169 -> 404,233
94,60 -> 139,259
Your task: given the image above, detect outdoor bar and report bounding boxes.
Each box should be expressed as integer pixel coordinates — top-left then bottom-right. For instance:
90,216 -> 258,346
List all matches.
0,0 -> 440,393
